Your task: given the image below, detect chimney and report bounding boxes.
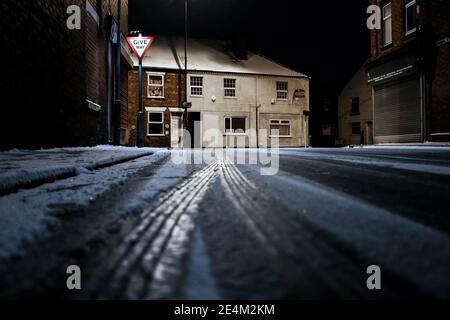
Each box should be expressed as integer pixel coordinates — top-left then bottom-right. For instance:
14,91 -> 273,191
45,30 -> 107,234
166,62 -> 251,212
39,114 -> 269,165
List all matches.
232,25 -> 248,60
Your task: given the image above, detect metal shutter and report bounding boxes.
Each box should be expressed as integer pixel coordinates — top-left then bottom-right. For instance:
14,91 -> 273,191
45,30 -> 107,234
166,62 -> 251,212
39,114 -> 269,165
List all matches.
374,76 -> 422,143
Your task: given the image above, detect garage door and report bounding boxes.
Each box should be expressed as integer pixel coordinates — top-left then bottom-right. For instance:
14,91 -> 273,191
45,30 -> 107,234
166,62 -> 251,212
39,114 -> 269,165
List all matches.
374,76 -> 422,143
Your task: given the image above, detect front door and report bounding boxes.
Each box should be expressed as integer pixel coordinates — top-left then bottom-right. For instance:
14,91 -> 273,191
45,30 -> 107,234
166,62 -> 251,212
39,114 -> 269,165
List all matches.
171,115 -> 182,149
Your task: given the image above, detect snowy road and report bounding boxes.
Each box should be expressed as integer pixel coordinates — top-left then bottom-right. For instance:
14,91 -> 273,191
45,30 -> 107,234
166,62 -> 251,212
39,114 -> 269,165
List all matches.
1,147 -> 450,299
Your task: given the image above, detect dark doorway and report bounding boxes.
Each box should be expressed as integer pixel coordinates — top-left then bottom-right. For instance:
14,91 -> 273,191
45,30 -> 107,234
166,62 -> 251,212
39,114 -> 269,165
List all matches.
188,112 -> 201,148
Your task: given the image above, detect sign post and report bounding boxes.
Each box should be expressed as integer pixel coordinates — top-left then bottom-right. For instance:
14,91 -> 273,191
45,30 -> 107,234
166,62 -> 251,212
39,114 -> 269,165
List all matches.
126,35 -> 154,148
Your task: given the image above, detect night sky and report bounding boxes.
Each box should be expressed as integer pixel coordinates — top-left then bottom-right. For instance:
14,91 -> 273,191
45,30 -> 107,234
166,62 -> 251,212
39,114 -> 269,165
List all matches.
130,0 -> 370,92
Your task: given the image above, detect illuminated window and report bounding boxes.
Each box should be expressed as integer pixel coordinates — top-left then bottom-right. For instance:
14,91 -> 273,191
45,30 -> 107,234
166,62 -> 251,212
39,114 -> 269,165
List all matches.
276,81 -> 288,100
147,73 -> 164,98
224,78 -> 236,97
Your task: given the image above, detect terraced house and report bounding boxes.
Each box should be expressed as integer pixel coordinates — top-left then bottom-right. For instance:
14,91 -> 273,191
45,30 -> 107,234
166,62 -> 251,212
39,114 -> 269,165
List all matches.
366,0 -> 450,143
126,36 -> 310,148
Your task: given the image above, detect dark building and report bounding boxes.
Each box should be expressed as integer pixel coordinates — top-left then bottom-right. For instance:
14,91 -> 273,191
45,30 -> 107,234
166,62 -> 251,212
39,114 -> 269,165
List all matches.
366,0 -> 450,143
0,0 -> 130,150
310,81 -> 339,147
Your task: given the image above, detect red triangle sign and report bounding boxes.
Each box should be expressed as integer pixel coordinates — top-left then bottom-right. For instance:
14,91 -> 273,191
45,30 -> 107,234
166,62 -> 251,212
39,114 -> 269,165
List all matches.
127,36 -> 154,60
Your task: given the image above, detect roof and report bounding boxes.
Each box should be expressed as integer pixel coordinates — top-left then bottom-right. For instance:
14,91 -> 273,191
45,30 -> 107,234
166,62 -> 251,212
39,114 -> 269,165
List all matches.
128,36 -> 308,78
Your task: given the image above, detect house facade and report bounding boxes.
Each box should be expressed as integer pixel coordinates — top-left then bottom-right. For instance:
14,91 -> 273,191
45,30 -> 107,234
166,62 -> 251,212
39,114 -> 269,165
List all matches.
338,65 -> 374,146
366,0 -> 450,143
126,37 -> 310,148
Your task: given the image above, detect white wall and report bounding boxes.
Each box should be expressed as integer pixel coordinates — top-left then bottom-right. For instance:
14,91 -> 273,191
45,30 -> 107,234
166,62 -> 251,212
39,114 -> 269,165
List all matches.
188,72 -> 310,147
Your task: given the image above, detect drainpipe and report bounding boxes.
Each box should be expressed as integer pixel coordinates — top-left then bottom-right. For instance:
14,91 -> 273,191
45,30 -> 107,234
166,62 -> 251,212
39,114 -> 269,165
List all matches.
114,0 -> 122,145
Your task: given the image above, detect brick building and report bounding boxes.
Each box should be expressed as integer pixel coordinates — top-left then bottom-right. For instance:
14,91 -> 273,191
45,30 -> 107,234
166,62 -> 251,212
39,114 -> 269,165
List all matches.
0,0 -> 131,150
126,37 -> 310,148
366,0 -> 450,143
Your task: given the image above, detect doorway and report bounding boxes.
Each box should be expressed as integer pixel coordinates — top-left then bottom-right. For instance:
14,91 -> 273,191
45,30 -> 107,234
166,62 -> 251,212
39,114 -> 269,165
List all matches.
171,113 -> 183,149
188,112 -> 201,148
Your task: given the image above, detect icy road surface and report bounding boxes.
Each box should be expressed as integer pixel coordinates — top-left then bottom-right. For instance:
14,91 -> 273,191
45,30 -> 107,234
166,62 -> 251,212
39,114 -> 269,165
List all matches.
1,147 -> 450,299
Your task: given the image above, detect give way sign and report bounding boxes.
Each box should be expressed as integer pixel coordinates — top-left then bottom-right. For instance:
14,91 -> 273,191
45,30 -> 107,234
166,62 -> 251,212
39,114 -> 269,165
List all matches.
127,36 -> 154,60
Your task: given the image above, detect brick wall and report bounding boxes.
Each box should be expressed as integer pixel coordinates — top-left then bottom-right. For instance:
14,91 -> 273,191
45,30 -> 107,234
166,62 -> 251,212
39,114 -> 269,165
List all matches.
0,0 -> 129,150
429,0 -> 450,136
368,0 -> 450,139
127,70 -> 185,147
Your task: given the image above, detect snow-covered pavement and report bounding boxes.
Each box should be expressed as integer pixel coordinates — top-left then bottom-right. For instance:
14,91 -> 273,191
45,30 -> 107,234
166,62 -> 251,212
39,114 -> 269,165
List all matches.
0,146 -> 158,195
1,147 -> 450,299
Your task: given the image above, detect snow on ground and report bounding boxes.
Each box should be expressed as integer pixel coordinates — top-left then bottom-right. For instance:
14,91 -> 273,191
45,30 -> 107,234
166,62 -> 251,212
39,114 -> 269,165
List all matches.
0,148 -> 168,261
241,163 -> 450,298
0,145 -> 159,194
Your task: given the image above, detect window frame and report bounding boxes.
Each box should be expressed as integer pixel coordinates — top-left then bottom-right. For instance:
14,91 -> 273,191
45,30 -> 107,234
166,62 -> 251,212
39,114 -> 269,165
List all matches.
351,122 -> 361,136
147,72 -> 165,99
224,116 -> 247,135
382,2 -> 393,47
269,119 -> 292,138
351,97 -> 360,115
405,0 -> 417,36
276,81 -> 289,101
147,111 -> 165,136
224,78 -> 237,98
190,76 -> 204,97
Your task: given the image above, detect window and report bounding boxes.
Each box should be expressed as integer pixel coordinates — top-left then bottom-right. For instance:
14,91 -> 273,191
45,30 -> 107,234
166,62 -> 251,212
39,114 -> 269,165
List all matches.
224,78 -> 236,97
224,117 -> 246,134
351,97 -> 360,115
190,76 -> 203,96
147,73 -> 164,98
382,3 -> 392,46
351,122 -> 361,135
148,112 -> 164,136
276,81 -> 288,100
270,119 -> 292,137
405,0 -> 417,35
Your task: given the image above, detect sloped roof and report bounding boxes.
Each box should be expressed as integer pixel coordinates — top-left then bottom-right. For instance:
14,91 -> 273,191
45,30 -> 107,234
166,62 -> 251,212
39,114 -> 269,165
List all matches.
128,36 -> 308,78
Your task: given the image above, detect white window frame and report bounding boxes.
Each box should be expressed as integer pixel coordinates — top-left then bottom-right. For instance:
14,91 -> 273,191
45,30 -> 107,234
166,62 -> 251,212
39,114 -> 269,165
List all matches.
405,0 -> 417,36
190,76 -> 204,97
382,3 -> 393,47
147,72 -> 165,99
224,78 -> 237,98
269,119 -> 292,138
224,116 -> 247,135
276,81 -> 289,101
147,111 -> 165,136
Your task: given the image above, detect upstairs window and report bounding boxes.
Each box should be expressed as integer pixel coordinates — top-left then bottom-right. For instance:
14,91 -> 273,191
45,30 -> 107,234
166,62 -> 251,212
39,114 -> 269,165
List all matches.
224,78 -> 236,97
405,0 -> 417,35
147,73 -> 164,98
351,97 -> 360,115
276,81 -> 288,100
382,3 -> 392,46
190,76 -> 203,96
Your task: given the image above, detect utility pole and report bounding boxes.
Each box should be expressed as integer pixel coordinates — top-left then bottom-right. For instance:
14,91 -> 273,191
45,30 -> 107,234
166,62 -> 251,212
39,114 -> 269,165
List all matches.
183,0 -> 190,140
114,0 -> 122,145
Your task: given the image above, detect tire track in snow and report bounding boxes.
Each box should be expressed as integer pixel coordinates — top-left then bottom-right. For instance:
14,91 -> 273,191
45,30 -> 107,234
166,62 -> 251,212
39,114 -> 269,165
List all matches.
90,160 -> 219,299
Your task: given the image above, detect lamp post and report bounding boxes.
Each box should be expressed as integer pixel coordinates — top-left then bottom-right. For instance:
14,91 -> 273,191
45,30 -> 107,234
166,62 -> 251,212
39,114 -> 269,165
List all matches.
183,0 -> 190,145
